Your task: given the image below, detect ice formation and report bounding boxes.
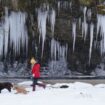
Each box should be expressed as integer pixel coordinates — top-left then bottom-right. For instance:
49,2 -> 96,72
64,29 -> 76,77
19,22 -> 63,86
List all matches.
9,11 -> 28,55
37,5 -> 56,56
37,7 -> 48,56
72,21 -> 76,52
0,7 -> 28,57
0,24 -> 3,56
51,38 -> 68,60
89,23 -> 94,64
97,15 -> 105,55
49,9 -> 56,35
3,7 -> 9,57
82,7 -> 88,41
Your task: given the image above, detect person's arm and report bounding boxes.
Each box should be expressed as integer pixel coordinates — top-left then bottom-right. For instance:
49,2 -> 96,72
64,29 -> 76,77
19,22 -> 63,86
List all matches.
32,65 -> 36,77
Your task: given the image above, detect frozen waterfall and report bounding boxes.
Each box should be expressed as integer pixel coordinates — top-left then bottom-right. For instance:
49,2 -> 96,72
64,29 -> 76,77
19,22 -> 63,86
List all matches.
51,38 -> 68,60
50,38 -> 69,77
37,6 -> 56,56
9,11 -> 28,55
0,8 -> 28,57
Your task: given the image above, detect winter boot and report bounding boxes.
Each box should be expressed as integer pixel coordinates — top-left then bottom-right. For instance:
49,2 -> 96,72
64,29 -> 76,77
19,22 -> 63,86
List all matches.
32,85 -> 36,91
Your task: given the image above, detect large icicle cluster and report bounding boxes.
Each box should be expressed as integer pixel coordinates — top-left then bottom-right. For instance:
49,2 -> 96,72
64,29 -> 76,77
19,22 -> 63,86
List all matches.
51,38 -> 68,60
37,5 -> 56,56
0,7 -> 28,57
72,6 -> 94,64
82,7 -> 93,64
9,11 -> 28,55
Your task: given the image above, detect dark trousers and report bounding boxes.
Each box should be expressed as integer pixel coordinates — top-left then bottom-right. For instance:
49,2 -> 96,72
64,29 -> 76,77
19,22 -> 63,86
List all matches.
32,77 -> 39,85
32,77 -> 45,91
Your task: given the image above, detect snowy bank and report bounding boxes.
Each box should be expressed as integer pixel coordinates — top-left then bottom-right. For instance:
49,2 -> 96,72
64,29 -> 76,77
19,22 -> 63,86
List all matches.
0,81 -> 105,105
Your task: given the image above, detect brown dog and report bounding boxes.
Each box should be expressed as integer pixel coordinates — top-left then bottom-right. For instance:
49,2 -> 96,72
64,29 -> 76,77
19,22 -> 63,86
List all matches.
0,82 -> 13,93
13,85 -> 29,94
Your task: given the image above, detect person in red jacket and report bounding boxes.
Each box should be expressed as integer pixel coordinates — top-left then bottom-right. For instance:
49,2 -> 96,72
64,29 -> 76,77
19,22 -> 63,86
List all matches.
30,57 -> 46,91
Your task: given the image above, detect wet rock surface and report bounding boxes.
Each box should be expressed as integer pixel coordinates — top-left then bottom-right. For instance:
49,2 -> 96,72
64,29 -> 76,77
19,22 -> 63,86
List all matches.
0,0 -> 105,77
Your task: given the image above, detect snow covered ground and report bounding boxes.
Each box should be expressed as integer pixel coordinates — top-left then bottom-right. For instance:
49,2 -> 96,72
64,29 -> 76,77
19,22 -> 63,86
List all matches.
0,81 -> 105,105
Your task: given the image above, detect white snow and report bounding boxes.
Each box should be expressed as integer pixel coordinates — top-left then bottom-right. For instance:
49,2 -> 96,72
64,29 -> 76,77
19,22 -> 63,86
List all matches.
0,81 -> 105,105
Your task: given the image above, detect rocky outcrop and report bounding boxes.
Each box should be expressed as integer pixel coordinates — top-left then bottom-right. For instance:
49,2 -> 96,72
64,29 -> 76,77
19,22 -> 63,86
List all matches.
0,0 -> 104,77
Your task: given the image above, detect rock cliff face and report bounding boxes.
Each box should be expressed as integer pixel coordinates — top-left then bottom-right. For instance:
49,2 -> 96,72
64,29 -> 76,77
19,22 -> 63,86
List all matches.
0,0 -> 105,77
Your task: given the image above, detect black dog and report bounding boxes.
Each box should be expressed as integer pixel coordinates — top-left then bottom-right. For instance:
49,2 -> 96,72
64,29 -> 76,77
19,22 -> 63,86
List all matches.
0,82 -> 13,93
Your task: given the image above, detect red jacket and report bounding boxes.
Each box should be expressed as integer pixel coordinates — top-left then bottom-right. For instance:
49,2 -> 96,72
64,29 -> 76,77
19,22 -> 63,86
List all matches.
32,63 -> 40,78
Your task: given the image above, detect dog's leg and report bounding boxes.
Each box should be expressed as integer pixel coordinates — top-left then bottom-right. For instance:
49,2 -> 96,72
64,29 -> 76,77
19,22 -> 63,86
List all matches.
8,87 -> 11,92
37,83 -> 46,89
15,92 -> 18,94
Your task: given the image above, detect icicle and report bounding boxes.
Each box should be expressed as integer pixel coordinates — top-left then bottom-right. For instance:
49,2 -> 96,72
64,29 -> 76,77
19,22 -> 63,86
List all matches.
69,2 -> 72,9
51,38 -> 57,60
51,38 -> 54,60
0,24 -> 3,56
58,1 -> 60,14
11,0 -> 18,10
96,15 -> 101,39
96,14 -> 101,50
3,7 -> 9,57
1,8 -> 28,57
82,7 -> 88,41
79,18 -> 81,30
97,15 -> 105,55
82,22 -> 84,38
101,16 -> 105,54
37,8 -> 48,57
9,11 -> 28,55
72,22 -> 76,52
49,9 -> 56,36
87,8 -> 91,21
84,22 -> 88,41
65,44 -> 68,59
89,23 -> 94,64
51,38 -> 68,60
